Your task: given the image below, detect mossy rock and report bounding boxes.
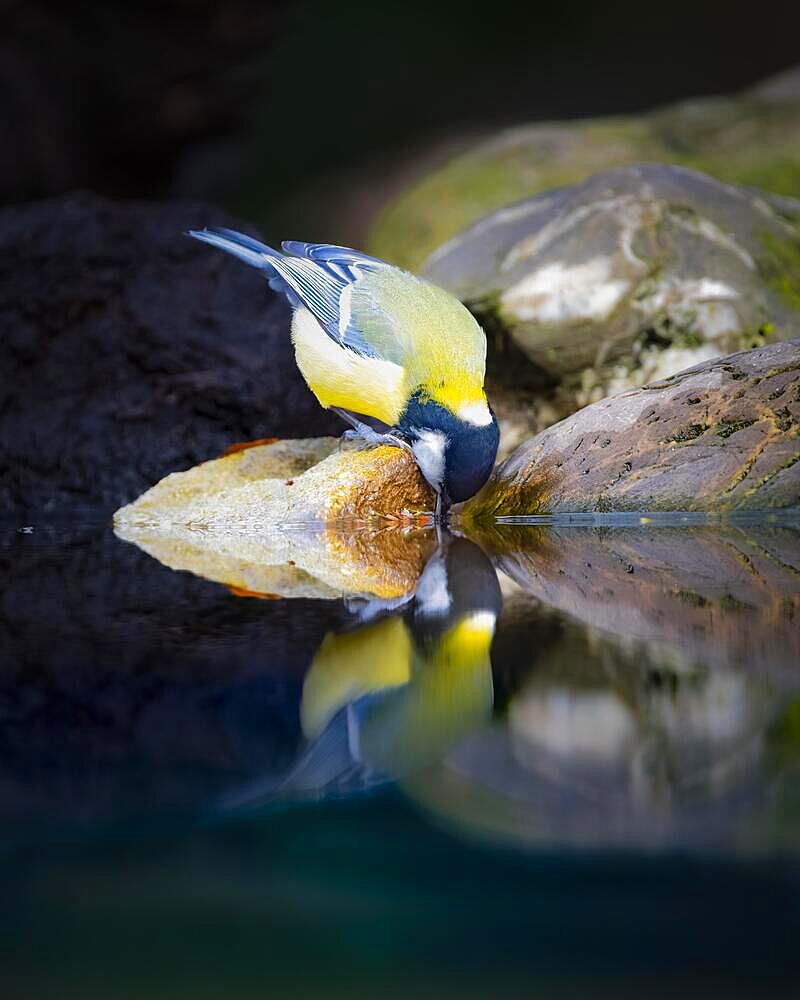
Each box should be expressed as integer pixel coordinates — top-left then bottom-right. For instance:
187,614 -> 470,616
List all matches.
422,164 -> 800,398
370,66 -> 800,271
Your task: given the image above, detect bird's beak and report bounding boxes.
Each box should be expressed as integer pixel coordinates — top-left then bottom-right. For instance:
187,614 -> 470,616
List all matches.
434,489 -> 452,524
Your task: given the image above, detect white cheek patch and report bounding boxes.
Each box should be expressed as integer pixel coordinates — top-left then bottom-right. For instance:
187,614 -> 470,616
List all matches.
412,428 -> 448,490
457,401 -> 493,426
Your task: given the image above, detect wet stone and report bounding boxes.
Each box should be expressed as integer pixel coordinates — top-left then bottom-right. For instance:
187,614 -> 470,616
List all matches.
464,338 -> 800,515
114,436 -> 434,529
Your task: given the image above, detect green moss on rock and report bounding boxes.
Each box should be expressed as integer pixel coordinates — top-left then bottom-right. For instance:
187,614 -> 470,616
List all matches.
758,231 -> 800,312
370,74 -> 800,271
716,418 -> 757,438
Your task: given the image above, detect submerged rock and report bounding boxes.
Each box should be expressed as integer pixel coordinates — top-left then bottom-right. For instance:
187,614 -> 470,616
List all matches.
1,193 -> 341,514
370,66 -> 800,270
424,165 -> 800,394
464,339 -> 800,515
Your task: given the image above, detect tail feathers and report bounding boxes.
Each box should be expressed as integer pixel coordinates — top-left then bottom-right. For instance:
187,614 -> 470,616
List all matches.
280,705 -> 387,799
217,704 -> 386,812
187,227 -> 280,271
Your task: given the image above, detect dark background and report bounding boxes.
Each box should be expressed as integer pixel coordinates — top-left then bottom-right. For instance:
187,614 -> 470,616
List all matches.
4,0 -> 800,243
4,0 -> 800,514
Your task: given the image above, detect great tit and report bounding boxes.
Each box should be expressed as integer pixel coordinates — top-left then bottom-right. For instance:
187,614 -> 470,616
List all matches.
188,228 -> 500,516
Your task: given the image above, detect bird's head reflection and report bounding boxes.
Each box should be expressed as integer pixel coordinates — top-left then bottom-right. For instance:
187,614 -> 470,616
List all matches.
284,537 -> 502,799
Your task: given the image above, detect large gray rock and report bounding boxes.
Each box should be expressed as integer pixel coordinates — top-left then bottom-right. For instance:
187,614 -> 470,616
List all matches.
424,165 -> 800,398
464,338 -> 800,515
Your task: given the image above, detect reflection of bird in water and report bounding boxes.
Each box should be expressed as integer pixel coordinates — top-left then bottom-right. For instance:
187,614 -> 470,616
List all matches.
226,537 -> 502,807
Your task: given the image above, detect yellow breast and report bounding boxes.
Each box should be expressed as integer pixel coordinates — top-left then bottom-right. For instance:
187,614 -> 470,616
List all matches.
291,308 -> 407,426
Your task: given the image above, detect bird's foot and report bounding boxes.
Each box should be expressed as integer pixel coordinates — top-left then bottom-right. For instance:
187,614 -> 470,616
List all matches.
340,427 -> 364,444
340,425 -> 380,445
340,424 -> 411,453
334,407 -> 411,453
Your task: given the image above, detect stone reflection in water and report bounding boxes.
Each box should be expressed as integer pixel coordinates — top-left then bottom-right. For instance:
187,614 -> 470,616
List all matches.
115,518 -> 437,601
486,522 -> 800,675
407,522 -> 800,851
506,649 -> 770,844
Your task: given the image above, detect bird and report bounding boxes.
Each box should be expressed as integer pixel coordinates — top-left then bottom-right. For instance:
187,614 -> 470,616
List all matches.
187,228 -> 500,517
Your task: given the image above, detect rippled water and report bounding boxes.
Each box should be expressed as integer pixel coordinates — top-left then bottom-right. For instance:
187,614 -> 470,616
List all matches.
2,514 -> 799,997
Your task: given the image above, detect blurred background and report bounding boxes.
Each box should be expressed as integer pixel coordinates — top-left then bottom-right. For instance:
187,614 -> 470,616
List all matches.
5,0 -> 800,244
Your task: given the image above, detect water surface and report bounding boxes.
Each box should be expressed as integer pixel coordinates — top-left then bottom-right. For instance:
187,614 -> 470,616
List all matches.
2,515 -> 799,997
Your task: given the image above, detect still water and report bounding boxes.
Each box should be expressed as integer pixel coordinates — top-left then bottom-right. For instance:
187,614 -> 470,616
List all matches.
2,514 -> 799,997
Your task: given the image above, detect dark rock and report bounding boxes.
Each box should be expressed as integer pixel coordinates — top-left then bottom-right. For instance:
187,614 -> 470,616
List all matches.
0,193 -> 341,514
465,339 -> 800,515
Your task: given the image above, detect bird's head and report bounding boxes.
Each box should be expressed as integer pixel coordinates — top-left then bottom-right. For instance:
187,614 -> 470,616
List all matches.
397,390 -> 500,504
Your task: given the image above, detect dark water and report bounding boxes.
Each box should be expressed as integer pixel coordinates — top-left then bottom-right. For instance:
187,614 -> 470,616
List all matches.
2,515 -> 800,998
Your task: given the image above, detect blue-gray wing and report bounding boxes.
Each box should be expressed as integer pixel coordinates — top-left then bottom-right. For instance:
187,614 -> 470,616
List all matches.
277,241 -> 391,358
188,228 -> 391,359
280,241 -> 389,282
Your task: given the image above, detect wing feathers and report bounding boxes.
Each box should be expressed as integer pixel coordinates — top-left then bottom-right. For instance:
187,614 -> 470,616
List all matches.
268,256 -> 342,329
281,241 -> 388,277
190,228 -> 384,357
